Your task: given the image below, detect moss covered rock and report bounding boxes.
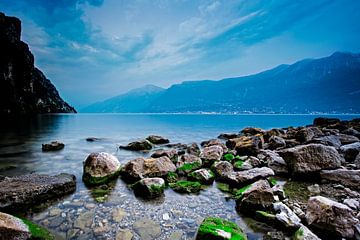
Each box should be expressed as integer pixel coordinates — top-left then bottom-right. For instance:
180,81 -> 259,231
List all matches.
21,217 -> 55,240
177,161 -> 202,175
169,180 -> 202,193
188,169 -> 215,184
196,217 -> 247,240
119,140 -> 153,151
132,177 -> 165,198
165,172 -> 179,184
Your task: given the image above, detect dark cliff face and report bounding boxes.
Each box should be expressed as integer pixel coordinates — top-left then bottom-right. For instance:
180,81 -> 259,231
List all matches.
0,12 -> 76,114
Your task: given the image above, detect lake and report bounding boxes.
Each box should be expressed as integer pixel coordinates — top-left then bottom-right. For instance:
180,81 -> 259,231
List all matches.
0,114 -> 358,240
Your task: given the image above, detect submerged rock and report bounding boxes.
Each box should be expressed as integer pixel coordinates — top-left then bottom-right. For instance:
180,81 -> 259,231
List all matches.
0,173 -> 76,211
196,217 -> 247,240
132,177 -> 165,198
146,135 -> 170,144
133,218 -> 161,240
41,141 -> 65,152
119,140 -> 153,151
169,180 -> 202,193
306,196 -> 359,238
320,169 -> 360,190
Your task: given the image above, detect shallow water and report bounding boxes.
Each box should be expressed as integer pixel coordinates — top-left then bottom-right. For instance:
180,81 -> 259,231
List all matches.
0,114 -> 358,239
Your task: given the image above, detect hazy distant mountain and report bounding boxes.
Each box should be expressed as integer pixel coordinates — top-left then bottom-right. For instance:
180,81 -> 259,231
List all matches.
82,52 -> 360,114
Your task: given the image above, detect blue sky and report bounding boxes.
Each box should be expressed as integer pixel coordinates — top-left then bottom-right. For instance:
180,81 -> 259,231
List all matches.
1,0 -> 360,108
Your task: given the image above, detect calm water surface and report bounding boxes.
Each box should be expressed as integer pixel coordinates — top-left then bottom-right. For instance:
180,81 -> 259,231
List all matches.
0,114 -> 358,240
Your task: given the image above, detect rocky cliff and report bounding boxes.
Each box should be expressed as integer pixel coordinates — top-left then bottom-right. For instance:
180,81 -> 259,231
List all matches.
0,12 -> 76,114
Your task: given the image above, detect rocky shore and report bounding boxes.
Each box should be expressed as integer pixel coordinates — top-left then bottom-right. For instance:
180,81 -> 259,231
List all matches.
1,117 -> 360,239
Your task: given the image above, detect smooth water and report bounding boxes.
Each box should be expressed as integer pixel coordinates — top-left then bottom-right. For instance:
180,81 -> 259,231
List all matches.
0,114 -> 358,240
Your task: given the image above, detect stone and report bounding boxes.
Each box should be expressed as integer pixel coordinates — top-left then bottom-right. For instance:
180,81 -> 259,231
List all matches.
0,173 -> 76,212
119,140 -> 153,151
258,150 -> 288,175
355,153 -> 360,169
306,196 -> 359,238
241,127 -> 264,136
116,229 -> 133,240
0,212 -> 30,240
176,154 -> 202,175
201,139 -> 227,151
151,149 -> 178,162
293,225 -> 321,240
294,127 -> 323,143
309,135 -> 342,148
212,161 -> 234,179
278,144 -> 343,176
196,217 -> 247,240
169,230 -> 183,240
343,198 -> 360,210
169,180 -> 202,193
146,135 -> 170,144
187,143 -> 201,156
340,142 -> 360,162
273,202 -> 301,229
320,169 -> 360,190
82,152 -> 121,186
226,135 -> 263,156
218,133 -> 240,140
236,180 -> 274,213
342,128 -> 360,138
268,136 -> 286,150
74,211 -> 94,230
263,128 -> 286,142
42,141 -> 65,151
133,218 -> 161,240
224,167 -> 274,186
112,208 -> 126,222
338,133 -> 359,145
200,145 -> 223,166
121,156 -> 176,181
313,117 -> 341,127
188,169 -> 215,184
132,177 -> 165,198
86,137 -> 103,142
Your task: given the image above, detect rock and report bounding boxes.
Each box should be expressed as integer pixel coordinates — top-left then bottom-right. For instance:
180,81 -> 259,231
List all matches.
338,133 -> 359,145
200,145 -> 223,166
132,177 -> 165,198
218,133 -> 240,140
263,231 -> 287,240
112,208 -> 126,222
212,161 -> 234,179
293,225 -> 321,240
236,180 -> 274,213
313,117 -> 341,127
268,136 -> 286,150
187,143 -> 201,156
121,156 -> 176,181
169,180 -> 202,193
226,135 -> 263,156
86,137 -> 103,142
151,149 -> 178,162
224,167 -> 274,186
169,230 -> 183,240
241,127 -> 264,136
120,139 -> 153,151
355,153 -> 360,169
82,152 -> 121,186
41,141 -> 65,151
273,202 -> 301,229
196,217 -> 247,240
133,218 -> 161,240
116,229 -> 133,240
278,144 -> 343,176
340,142 -> 360,162
342,128 -> 360,138
188,169 -> 215,184
0,173 -> 76,212
201,139 -> 228,152
343,198 -> 360,210
306,196 -> 359,238
0,212 -> 30,240
74,211 -> 94,229
285,139 -> 300,148
295,127 -> 323,143
146,135 -> 169,144
176,154 -> 202,175
263,128 -> 286,142
0,13 -> 76,115
320,169 -> 360,190
258,150 -> 288,175
309,135 -> 342,148
307,184 -> 320,195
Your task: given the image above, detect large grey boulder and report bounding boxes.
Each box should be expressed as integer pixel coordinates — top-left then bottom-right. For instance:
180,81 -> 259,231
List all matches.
200,145 -> 223,166
226,135 -> 263,156
295,127 -> 323,143
320,169 -> 360,190
306,196 -> 359,238
340,142 -> 360,162
258,150 -> 288,175
224,167 -> 274,186
278,144 -> 343,176
273,202 -> 301,229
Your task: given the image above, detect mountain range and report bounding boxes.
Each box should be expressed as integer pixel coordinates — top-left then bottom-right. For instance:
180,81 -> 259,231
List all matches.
82,52 -> 360,114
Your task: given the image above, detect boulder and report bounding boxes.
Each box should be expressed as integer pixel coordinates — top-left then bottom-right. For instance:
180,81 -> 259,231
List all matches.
278,144 -> 343,176
86,137 -> 103,142
146,135 -> 169,144
309,135 -> 342,149
121,156 -> 176,181
293,225 -> 321,240
186,143 -> 201,156
151,149 -> 178,162
224,167 -> 274,186
258,150 -> 288,175
338,133 -> 359,145
273,202 -> 301,229
355,153 -> 360,169
132,178 -> 165,198
340,142 -> 360,162
295,127 -> 323,143
342,128 -> 360,138
218,133 -> 240,140
41,141 -> 65,151
188,169 -> 215,184
196,217 -> 247,240
320,169 -> 360,190
313,117 -> 341,127
119,140 -> 153,151
200,145 -> 223,166
0,212 -> 30,240
212,161 -> 234,179
0,173 -> 76,211
263,128 -> 286,142
176,154 -> 202,175
226,135 -> 263,156
201,139 -> 228,152
236,180 -> 274,213
306,196 -> 359,238
268,136 -> 286,150
343,198 -> 360,210
240,127 -> 264,136
83,152 -> 121,185
169,180 -> 202,193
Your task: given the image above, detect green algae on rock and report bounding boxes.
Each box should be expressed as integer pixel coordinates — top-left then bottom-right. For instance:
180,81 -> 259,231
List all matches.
196,217 -> 247,240
21,217 -> 55,240
166,172 -> 179,184
169,180 -> 202,193
188,169 -> 215,184
176,161 -> 202,175
132,177 -> 165,198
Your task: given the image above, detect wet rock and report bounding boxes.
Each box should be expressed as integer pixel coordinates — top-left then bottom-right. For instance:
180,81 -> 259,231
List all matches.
116,229 -> 133,240
42,141 -> 65,151
169,230 -> 183,240
82,152 -> 121,186
187,143 -> 201,156
307,184 -> 320,196
278,144 -> 343,176
226,135 -> 263,156
306,196 -> 359,238
320,169 -> 360,190
224,167 -> 274,186
0,212 -> 30,240
132,177 -> 165,198
338,133 -> 359,145
74,211 -> 94,230
86,137 -> 103,142
176,154 -> 202,175
343,198 -> 360,210
119,140 -> 153,151
151,149 -> 178,162
121,156 -> 176,181
201,139 -> 228,152
112,208 -> 126,222
313,117 -> 341,127
268,136 -> 286,150
241,127 -> 264,136
133,218 -> 161,240
188,169 -> 215,184
212,161 -> 234,179
258,150 -> 288,175
146,135 -> 170,144
340,142 -> 360,162
309,135 -> 342,149
196,217 -> 247,240
0,173 -> 76,212
169,180 -> 202,193
293,225 -> 320,240
200,145 -> 223,166
236,179 -> 274,213
218,133 -> 240,140
273,202 -> 301,229
294,127 -> 323,143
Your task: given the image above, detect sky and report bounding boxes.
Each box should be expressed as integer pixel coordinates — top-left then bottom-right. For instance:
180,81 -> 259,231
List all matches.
1,0 -> 360,108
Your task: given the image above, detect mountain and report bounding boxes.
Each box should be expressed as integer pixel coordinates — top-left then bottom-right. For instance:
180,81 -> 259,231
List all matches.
83,52 -> 360,114
82,85 -> 165,113
0,12 -> 76,114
